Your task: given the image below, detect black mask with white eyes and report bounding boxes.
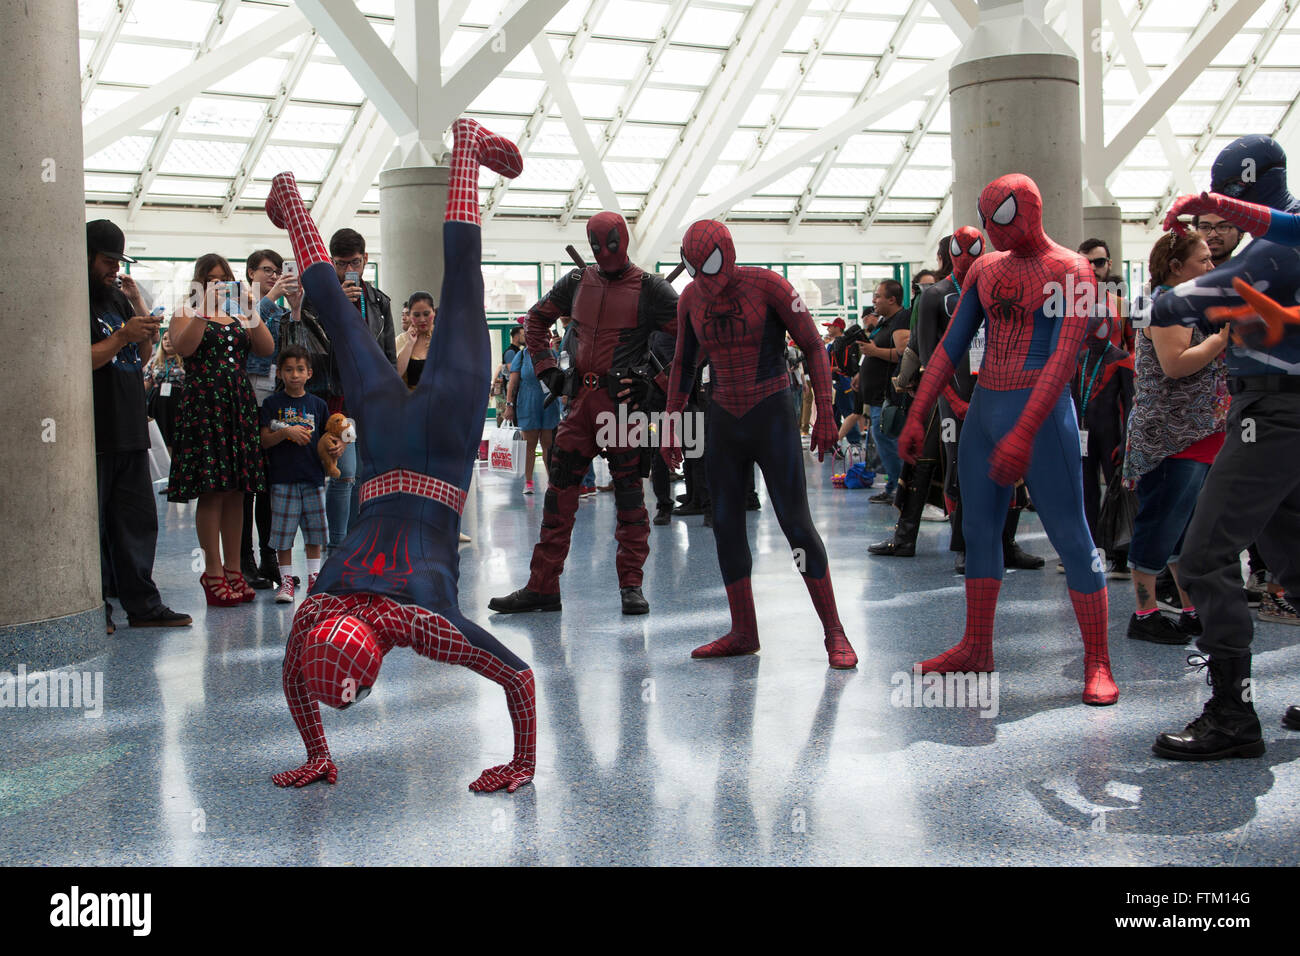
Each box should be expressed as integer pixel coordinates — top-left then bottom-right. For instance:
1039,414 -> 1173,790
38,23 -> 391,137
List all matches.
681,249 -> 696,277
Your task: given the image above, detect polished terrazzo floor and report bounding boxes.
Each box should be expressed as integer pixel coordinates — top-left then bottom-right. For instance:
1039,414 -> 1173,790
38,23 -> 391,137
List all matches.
3,447 -> 1299,866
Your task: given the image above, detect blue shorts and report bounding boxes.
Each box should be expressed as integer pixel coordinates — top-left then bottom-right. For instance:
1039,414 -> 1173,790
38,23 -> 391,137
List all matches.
1128,456 -> 1210,575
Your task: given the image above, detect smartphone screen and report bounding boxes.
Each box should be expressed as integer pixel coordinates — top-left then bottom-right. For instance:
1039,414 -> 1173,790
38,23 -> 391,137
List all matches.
345,271 -> 360,286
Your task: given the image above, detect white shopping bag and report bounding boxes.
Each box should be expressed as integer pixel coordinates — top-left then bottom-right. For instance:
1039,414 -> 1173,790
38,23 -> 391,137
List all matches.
147,418 -> 171,485
591,452 -> 611,487
488,426 -> 526,478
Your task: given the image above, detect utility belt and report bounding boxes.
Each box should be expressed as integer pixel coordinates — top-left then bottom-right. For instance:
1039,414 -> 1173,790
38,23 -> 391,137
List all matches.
1229,375 -> 1300,395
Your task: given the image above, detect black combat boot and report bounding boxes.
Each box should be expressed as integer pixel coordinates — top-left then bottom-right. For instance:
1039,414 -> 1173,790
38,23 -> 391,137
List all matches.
868,461 -> 934,557
1002,509 -> 1044,569
1153,655 -> 1265,760
488,587 -> 562,614
620,586 -> 649,615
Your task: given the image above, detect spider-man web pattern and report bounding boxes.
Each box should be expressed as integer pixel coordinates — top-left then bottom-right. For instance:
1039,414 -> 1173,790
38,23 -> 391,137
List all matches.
900,174 -> 1116,706
266,118 -> 539,790
665,220 -> 855,668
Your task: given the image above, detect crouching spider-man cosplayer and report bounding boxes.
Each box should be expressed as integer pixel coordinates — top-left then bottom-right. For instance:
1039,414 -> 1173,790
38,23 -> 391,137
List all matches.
662,220 -> 857,668
899,174 -> 1118,706
266,119 -> 537,792
489,212 -> 678,617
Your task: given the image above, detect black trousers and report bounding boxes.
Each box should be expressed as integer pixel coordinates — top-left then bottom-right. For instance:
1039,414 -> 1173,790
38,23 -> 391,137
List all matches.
1182,390 -> 1300,659
97,450 -> 163,617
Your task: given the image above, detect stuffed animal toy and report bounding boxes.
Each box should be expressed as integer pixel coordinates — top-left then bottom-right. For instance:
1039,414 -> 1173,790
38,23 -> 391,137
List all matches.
318,413 -> 356,479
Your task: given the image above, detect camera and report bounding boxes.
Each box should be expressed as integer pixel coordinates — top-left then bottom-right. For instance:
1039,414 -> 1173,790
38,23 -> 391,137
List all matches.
841,323 -> 868,348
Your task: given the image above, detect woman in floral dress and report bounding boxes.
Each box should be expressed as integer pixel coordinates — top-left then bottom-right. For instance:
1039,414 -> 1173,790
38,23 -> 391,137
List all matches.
168,253 -> 276,605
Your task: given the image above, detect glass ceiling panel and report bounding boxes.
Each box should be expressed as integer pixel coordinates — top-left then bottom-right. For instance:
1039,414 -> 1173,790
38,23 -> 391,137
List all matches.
159,139 -> 246,178
653,47 -> 724,83
594,0 -> 668,41
122,0 -> 215,40
99,42 -> 196,85
74,0 -> 1300,228
626,87 -> 699,124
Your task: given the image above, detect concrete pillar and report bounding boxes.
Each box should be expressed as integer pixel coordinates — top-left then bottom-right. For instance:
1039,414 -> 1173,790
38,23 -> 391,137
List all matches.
949,1 -> 1083,250
0,0 -> 105,668
378,166 -> 450,307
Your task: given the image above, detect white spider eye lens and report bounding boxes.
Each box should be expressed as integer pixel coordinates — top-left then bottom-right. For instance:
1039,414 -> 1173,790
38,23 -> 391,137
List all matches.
681,252 -> 696,277
969,237 -> 982,256
949,237 -> 961,257
701,247 -> 723,275
991,194 -> 1017,226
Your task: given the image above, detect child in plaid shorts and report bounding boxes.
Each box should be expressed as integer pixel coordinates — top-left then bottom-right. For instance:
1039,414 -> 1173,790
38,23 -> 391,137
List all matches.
260,345 -> 334,602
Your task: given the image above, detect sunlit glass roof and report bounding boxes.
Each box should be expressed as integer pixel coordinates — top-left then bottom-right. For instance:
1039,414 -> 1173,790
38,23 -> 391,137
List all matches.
79,0 -> 1300,230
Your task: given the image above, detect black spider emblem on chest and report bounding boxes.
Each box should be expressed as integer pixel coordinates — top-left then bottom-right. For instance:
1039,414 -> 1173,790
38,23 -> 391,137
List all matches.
701,294 -> 747,347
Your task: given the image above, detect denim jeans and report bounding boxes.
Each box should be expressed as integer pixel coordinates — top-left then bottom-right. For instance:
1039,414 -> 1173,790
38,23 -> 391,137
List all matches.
1128,456 -> 1210,575
869,404 -> 901,493
326,440 -> 358,548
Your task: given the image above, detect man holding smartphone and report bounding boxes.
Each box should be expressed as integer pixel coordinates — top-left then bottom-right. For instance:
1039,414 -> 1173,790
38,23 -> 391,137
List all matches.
302,228 -> 396,550
87,220 -> 191,633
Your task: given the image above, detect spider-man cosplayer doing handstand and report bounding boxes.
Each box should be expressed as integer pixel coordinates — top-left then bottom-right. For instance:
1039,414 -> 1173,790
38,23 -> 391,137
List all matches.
267,119 -> 537,792
662,220 -> 857,668
489,212 -> 677,617
899,174 -> 1117,706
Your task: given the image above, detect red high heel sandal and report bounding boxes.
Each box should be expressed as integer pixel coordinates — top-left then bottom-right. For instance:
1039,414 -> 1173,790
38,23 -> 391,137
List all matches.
224,570 -> 257,603
201,573 -> 242,607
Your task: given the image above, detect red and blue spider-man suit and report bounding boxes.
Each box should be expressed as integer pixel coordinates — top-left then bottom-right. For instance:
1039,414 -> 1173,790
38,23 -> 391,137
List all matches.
899,174 -> 1118,706
489,211 -> 678,616
265,119 -> 537,792
662,219 -> 857,668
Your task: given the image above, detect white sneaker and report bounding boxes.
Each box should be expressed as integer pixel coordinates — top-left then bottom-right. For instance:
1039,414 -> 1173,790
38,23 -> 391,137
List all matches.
307,573 -> 318,592
459,532 -> 471,543
921,504 -> 948,522
275,577 -> 296,604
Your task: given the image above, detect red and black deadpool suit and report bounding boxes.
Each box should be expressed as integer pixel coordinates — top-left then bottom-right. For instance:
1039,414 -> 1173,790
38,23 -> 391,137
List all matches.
489,212 -> 678,615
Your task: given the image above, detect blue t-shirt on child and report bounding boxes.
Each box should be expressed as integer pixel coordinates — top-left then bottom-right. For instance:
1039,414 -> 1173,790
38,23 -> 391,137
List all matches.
260,391 -> 329,487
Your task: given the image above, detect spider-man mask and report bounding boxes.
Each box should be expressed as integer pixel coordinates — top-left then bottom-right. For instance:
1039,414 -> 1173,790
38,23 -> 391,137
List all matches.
302,615 -> 382,710
680,219 -> 736,302
977,174 -> 1046,255
948,225 -> 985,287
587,211 -> 630,274
1211,134 -> 1292,211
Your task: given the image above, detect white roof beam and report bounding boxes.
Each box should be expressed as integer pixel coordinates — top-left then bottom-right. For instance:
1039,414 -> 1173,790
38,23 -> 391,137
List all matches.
297,0 -> 418,138
922,188 -> 954,256
1144,0 -> 1297,228
929,0 -> 977,38
787,0 -> 928,231
395,0 -> 443,144
483,0 -> 609,222
81,0 -> 137,105
432,0 -> 573,133
313,103 -> 395,237
556,0 -> 693,228
528,34 -> 622,216
634,0 -> 815,259
1101,0 -> 1265,181
1099,0 -> 1192,203
123,0 -> 243,221
857,85 -> 947,232
220,33 -> 319,220
83,6 -> 310,156
440,0 -> 475,55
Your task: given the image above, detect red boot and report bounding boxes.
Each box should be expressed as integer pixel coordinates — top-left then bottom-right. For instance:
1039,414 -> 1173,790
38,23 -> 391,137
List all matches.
803,571 -> 857,668
692,579 -> 760,659
1071,587 -> 1118,705
916,577 -> 1000,673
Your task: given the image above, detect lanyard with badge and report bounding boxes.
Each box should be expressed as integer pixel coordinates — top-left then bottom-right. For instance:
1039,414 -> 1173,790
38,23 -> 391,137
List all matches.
1076,353 -> 1103,457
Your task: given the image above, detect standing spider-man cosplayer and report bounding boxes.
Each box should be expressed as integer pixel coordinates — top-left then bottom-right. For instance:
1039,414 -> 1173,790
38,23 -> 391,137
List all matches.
900,174 -> 1117,706
1147,135 -> 1300,758
489,212 -> 677,616
266,118 -> 537,793
905,228 -> 1042,570
662,220 -> 857,668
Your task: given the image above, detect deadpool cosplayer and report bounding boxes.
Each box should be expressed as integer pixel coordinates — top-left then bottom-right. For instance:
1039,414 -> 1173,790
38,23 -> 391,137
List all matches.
266,118 -> 537,793
900,174 -> 1118,706
489,212 -> 678,616
662,219 -> 857,669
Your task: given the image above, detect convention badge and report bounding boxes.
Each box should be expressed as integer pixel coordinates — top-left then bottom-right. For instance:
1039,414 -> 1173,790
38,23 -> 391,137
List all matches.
969,327 -> 986,373
1078,428 -> 1089,457
160,382 -> 172,397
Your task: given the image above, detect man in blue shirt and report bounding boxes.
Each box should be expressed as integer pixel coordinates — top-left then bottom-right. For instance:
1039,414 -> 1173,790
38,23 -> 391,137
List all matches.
87,220 -> 191,633
1150,135 -> 1300,760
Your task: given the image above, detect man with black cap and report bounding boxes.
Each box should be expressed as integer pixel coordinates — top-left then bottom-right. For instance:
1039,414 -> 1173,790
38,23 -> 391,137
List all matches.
88,220 -> 191,633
